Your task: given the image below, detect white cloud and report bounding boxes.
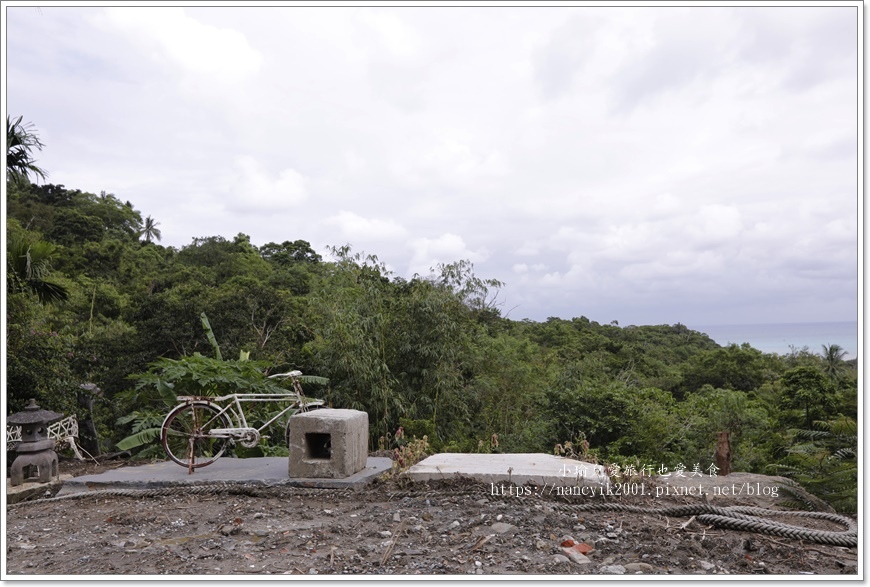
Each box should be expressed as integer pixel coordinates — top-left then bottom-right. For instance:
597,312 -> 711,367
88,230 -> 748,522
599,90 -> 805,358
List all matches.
358,10 -> 422,60
100,7 -> 262,80
685,205 -> 744,248
408,233 -> 489,277
6,5 -> 857,326
324,211 -> 408,242
227,156 -> 308,213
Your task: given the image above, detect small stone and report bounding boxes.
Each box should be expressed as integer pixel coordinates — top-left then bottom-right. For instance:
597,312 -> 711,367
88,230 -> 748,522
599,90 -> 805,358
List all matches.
698,560 -> 716,571
601,564 -> 626,575
561,548 -> 592,565
491,522 -> 516,534
379,530 -> 392,538
448,521 -> 461,530
496,514 -> 503,521
308,568 -> 318,575
624,562 -> 655,573
552,554 -> 570,564
393,513 -> 401,523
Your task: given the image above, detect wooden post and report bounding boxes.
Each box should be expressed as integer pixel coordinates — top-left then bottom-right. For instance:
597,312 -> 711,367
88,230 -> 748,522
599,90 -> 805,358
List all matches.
715,431 -> 731,476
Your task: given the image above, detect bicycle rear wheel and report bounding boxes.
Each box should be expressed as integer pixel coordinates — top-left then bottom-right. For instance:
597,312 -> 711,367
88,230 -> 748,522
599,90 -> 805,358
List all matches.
161,402 -> 232,469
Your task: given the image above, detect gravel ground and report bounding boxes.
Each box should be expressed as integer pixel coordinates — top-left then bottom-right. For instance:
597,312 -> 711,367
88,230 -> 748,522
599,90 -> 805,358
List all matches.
3,459 -> 860,577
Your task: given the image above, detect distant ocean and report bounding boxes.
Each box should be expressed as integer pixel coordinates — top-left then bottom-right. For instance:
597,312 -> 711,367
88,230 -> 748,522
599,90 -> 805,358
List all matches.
691,321 -> 859,358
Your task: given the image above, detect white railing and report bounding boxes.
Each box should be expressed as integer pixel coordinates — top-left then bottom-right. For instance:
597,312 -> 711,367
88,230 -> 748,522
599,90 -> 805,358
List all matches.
6,415 -> 84,460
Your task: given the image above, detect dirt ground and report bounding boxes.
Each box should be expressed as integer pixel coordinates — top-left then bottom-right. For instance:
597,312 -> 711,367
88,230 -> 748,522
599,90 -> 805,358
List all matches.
4,457 -> 860,577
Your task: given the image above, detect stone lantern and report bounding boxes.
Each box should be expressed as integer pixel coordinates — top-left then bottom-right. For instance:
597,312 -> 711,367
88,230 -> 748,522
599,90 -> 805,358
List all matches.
8,399 -> 63,486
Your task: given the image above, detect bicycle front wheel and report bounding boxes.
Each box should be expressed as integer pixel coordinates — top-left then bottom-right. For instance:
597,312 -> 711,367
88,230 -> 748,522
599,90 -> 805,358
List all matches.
161,402 -> 232,469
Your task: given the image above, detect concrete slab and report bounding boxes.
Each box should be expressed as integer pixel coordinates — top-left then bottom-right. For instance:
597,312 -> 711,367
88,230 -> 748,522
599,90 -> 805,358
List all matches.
404,453 -> 610,488
55,457 -> 392,496
6,475 -> 71,504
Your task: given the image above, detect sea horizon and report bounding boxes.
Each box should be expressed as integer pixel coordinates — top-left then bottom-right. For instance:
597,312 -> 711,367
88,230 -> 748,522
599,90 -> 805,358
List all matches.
690,321 -> 858,358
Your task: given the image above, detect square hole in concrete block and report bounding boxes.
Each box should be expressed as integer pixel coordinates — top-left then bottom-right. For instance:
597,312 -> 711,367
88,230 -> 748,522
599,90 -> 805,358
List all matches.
306,432 -> 332,459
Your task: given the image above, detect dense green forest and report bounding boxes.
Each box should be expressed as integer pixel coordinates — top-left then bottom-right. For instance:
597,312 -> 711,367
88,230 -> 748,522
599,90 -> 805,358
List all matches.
5,117 -> 858,512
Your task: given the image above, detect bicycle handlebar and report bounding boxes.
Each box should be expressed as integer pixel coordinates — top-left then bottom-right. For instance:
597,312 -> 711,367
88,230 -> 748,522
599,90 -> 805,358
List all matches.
267,370 -> 303,379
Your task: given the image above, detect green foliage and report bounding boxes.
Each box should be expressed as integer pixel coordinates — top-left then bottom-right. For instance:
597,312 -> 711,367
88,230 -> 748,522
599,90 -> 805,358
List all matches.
115,410 -> 165,455
6,115 -> 47,185
304,247 -> 405,441
138,215 -> 162,244
680,343 -> 768,396
780,366 -> 835,429
260,239 -> 322,265
398,418 -> 437,446
678,386 -> 775,472
201,312 -> 223,360
128,354 -> 284,399
7,223 -> 70,304
554,434 -> 599,464
3,131 -> 855,506
772,417 -> 857,513
383,427 -> 431,473
6,293 -> 79,415
819,343 -> 850,385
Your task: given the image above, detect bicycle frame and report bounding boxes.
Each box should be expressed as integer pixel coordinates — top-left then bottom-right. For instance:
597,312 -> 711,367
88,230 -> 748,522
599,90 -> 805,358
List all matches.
161,370 -> 328,471
175,393 -> 324,438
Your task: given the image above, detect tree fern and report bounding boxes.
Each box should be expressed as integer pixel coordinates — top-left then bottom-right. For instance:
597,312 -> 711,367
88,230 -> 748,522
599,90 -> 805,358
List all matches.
774,416 -> 857,514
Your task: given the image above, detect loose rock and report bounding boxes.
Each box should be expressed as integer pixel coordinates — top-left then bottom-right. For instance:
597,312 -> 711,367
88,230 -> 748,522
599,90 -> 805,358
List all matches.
624,562 -> 655,573
601,564 -> 627,575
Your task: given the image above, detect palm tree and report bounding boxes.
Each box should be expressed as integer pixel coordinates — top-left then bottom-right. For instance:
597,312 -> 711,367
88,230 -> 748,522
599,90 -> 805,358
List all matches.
139,215 -> 162,244
821,344 -> 848,382
6,115 -> 48,185
7,234 -> 69,304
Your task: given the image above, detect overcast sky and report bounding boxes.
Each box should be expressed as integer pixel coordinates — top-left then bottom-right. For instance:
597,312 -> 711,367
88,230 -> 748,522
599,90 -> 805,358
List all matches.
4,3 -> 860,327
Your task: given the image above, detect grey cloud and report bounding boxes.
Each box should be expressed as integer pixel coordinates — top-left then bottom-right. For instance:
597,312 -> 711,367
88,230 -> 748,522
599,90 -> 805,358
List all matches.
532,12 -> 602,100
733,7 -> 857,91
607,10 -> 736,113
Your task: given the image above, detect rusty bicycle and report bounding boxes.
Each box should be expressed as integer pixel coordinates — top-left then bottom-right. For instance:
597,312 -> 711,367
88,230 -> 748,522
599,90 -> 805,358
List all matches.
160,370 -> 325,472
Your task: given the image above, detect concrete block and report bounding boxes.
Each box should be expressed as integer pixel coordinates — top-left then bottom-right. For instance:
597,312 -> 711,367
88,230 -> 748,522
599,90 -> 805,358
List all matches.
288,409 -> 368,478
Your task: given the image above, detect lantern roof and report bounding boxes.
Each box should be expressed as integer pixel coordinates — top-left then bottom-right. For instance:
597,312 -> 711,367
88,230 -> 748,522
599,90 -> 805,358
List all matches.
8,398 -> 64,425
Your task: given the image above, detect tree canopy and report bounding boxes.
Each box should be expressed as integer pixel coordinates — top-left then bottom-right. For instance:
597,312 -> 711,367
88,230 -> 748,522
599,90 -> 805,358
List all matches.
5,118 -> 858,512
